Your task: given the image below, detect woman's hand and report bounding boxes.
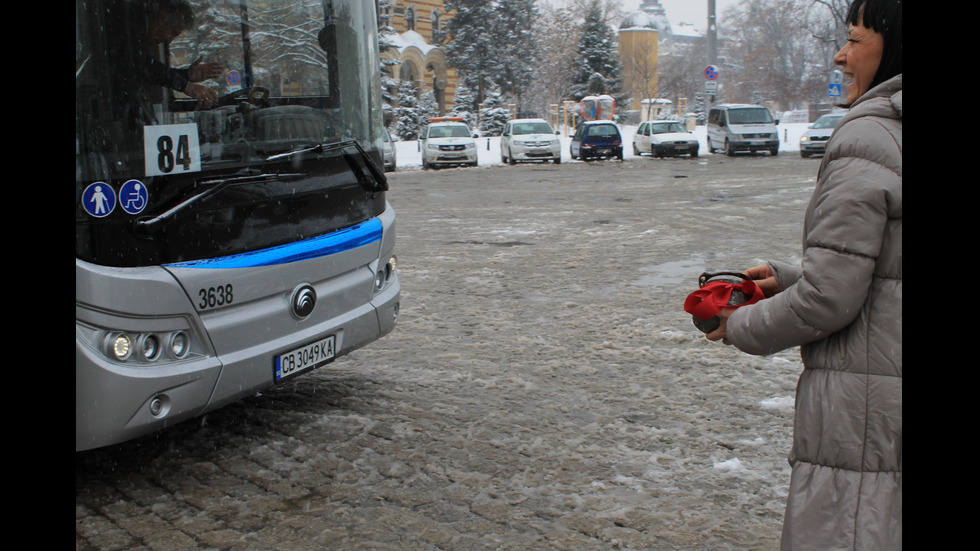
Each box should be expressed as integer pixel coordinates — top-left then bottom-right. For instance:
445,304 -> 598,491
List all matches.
745,264 -> 781,298
705,308 -> 734,345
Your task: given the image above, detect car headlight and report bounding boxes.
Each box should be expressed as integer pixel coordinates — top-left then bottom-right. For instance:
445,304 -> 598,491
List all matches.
800,136 -> 809,142
464,143 -> 476,150
427,144 -> 439,151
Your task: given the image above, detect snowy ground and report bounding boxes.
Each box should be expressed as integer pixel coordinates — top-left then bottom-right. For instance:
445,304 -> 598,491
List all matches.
77,149 -> 819,550
391,122 -> 814,170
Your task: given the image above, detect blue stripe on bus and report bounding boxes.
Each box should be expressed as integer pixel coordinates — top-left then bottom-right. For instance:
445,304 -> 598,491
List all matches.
165,218 -> 383,269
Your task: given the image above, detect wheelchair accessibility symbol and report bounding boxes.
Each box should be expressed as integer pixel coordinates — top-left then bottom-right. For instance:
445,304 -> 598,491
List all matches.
120,179 -> 149,215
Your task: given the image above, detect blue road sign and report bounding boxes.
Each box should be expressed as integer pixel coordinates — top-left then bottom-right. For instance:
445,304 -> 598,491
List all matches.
828,83 -> 842,97
120,179 -> 149,215
704,65 -> 719,80
82,182 -> 116,218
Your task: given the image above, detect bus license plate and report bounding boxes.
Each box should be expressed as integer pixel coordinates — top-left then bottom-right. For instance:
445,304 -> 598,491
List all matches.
275,336 -> 335,381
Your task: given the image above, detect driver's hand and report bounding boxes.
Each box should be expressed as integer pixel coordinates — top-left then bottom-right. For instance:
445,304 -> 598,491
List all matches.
184,82 -> 217,107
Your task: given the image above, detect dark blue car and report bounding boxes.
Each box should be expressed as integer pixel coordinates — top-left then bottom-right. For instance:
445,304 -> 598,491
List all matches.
570,121 -> 624,161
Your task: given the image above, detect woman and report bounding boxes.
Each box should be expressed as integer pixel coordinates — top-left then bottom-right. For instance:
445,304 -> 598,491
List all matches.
706,0 -> 901,548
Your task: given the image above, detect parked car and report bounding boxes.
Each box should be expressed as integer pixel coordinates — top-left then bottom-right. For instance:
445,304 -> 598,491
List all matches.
706,104 -> 779,156
500,119 -> 561,164
799,113 -> 844,158
633,120 -> 699,158
382,127 -> 396,171
420,117 -> 478,169
570,120 -> 623,161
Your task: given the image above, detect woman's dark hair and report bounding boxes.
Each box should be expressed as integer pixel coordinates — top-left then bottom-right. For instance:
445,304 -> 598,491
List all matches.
846,0 -> 902,88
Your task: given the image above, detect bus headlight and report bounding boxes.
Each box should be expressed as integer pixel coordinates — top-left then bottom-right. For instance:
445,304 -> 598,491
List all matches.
139,334 -> 161,361
109,333 -> 133,361
374,256 -> 397,292
170,331 -> 190,358
79,315 -> 207,366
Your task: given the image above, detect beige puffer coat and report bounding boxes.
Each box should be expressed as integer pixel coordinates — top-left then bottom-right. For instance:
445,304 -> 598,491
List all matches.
727,74 -> 902,550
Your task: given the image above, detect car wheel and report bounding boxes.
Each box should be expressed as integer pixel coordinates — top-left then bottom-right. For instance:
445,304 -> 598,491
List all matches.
725,140 -> 736,157
633,143 -> 641,156
706,138 -> 714,153
508,154 -> 516,165
554,156 -> 561,164
770,147 -> 778,156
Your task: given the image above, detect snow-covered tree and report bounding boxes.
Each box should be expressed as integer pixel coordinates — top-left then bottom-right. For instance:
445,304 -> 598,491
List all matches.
478,89 -> 510,136
522,2 -> 580,118
571,0 -> 625,104
439,0 -> 538,112
489,0 -> 538,112
393,80 -> 422,140
438,0 -> 497,107
378,0 -> 400,126
418,89 -> 441,124
449,81 -> 478,128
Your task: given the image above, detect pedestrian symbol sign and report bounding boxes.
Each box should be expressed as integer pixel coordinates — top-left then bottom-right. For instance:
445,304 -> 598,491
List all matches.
828,69 -> 843,97
82,182 -> 116,218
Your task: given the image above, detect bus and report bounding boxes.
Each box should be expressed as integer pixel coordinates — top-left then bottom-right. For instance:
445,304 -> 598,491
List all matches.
75,0 -> 399,451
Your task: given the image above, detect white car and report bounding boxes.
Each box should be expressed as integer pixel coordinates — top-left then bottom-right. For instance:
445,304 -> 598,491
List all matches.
382,127 -> 396,172
421,118 -> 478,169
799,113 -> 844,158
633,120 -> 699,158
500,118 -> 561,164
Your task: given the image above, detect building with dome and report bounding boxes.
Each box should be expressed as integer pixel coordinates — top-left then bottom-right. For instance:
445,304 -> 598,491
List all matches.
379,0 -> 458,116
618,0 -> 732,118
618,8 -> 662,113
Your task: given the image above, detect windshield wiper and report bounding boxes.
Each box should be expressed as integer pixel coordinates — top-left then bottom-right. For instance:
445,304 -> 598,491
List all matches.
137,140 -> 387,231
135,170 -> 301,230
267,139 -> 388,193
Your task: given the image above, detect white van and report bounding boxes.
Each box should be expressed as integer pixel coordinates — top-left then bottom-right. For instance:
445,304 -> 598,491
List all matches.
706,104 -> 779,156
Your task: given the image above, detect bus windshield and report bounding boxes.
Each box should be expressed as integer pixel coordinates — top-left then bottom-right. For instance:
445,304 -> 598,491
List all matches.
76,0 -> 385,268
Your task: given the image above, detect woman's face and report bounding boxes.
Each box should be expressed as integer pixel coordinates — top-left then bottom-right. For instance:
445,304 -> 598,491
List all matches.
834,20 -> 884,104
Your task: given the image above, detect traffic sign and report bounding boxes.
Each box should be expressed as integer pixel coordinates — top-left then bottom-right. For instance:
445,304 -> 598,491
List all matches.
828,83 -> 842,97
704,65 -> 719,80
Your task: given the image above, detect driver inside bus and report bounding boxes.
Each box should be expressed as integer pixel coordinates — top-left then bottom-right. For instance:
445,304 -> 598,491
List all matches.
107,0 -> 223,126
143,0 -> 222,106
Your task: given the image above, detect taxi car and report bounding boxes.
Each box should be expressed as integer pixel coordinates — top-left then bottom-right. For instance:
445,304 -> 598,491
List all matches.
500,118 -> 561,164
633,120 -> 699,158
421,117 -> 478,169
